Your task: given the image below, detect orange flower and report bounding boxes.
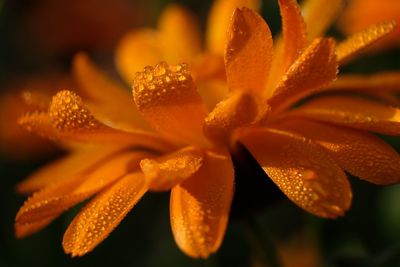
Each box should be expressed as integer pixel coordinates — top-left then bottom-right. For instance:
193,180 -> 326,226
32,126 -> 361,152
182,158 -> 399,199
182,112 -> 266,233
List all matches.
15,0 -> 400,260
205,0 -> 400,219
337,0 -> 400,51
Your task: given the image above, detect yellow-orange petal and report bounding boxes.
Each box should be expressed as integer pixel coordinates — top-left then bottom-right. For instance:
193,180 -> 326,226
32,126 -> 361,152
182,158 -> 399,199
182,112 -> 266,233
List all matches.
132,62 -> 209,147
278,0 -> 308,70
115,29 -> 163,83
301,0 -> 343,40
170,149 -> 234,258
16,152 -> 149,224
275,118 -> 400,185
63,172 -> 147,257
73,53 -> 151,131
236,128 -> 352,218
16,145 -> 126,194
19,91 -> 173,151
158,4 -> 202,63
291,95 -> 400,136
15,217 -> 56,239
325,71 -> 400,92
336,21 -> 397,65
268,38 -> 337,113
140,146 -> 204,191
225,7 -> 273,93
204,91 -> 270,143
206,0 -> 260,55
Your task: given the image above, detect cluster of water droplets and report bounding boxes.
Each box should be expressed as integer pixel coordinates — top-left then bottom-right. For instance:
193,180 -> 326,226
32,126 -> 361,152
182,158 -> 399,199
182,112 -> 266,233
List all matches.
132,61 -> 193,108
48,90 -> 99,131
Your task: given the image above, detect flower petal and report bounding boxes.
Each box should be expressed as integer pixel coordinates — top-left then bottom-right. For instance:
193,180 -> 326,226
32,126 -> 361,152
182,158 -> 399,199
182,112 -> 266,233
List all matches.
336,21 -> 397,65
325,71 -> 400,92
236,128 -> 352,218
115,29 -> 163,83
158,4 -> 202,63
15,217 -> 56,239
132,62 -> 209,147
278,0 -> 308,70
275,118 -> 400,185
19,90 -> 174,151
16,145 -> 126,194
73,53 -> 151,131
291,95 -> 400,135
140,146 -> 204,191
170,149 -> 234,258
268,38 -> 337,113
63,172 -> 147,257
301,0 -> 343,40
206,0 -> 260,55
266,0 -> 308,94
16,152 -> 149,225
225,7 -> 273,93
204,91 -> 270,143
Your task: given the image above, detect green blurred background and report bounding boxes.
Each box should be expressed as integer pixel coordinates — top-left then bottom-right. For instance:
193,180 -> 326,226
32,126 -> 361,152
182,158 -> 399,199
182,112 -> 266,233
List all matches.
1,0 -> 400,266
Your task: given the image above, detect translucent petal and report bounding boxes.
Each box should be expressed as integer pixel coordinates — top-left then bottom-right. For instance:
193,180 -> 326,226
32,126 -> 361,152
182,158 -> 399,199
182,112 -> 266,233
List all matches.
301,0 -> 343,40
158,4 -> 202,63
336,21 -> 397,65
237,128 -> 352,218
206,0 -> 260,55
268,38 -> 337,113
16,145 -> 126,194
132,62 -> 209,147
170,149 -> 234,258
63,172 -> 146,257
16,152 -> 149,224
276,118 -> 400,185
115,29 -> 163,83
140,146 -> 204,191
291,95 -> 400,135
225,7 -> 273,93
73,53 -> 151,131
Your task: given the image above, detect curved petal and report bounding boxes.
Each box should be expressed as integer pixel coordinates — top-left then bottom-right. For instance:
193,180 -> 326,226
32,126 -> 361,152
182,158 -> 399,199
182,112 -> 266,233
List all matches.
63,172 -> 147,257
275,118 -> 400,185
236,128 -> 352,218
73,53 -> 152,131
158,4 -> 202,63
19,90 -> 174,151
268,38 -> 337,113
132,62 -> 209,147
225,7 -> 273,93
115,29 -> 163,83
266,0 -> 308,94
170,149 -> 234,258
278,0 -> 308,70
140,146 -> 204,191
325,71 -> 400,92
336,21 -> 397,65
206,0 -> 260,55
204,91 -> 270,143
291,95 -> 400,135
16,145 -> 126,194
301,0 -> 343,40
15,152 -> 149,225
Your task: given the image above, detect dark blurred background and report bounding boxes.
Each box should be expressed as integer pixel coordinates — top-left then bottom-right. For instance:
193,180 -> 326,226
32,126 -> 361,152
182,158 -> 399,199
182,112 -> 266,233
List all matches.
1,0 -> 400,266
